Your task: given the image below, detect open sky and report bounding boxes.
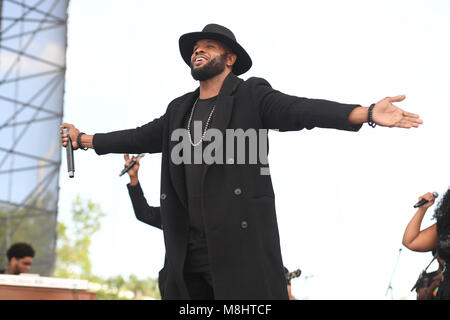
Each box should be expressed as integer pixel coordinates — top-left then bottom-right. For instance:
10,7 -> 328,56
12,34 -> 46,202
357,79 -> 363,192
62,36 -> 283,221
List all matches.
58,0 -> 450,299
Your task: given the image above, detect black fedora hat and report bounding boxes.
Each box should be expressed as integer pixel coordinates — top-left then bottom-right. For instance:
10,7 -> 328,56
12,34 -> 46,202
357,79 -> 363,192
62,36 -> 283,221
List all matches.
179,23 -> 252,76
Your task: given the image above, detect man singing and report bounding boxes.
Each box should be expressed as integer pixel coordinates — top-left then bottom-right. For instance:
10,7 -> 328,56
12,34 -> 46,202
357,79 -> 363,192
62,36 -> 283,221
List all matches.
61,24 -> 422,299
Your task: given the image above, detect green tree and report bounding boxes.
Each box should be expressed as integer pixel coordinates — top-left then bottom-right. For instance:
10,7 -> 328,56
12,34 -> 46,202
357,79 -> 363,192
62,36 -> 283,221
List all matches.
54,195 -> 161,300
54,195 -> 104,278
127,274 -> 161,300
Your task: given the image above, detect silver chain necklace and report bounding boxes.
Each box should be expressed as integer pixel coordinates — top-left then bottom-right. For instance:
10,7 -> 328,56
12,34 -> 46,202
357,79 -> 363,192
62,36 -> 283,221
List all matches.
187,97 -> 215,147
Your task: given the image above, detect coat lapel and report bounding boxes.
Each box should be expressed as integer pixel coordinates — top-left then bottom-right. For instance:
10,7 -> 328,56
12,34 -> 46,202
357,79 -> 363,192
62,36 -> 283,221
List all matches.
210,72 -> 242,136
168,88 -> 199,210
202,73 -> 242,181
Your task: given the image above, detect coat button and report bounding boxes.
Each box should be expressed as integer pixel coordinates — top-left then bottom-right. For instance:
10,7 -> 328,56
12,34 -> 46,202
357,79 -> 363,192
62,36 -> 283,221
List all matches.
160,193 -> 167,200
234,188 -> 242,196
241,221 -> 248,229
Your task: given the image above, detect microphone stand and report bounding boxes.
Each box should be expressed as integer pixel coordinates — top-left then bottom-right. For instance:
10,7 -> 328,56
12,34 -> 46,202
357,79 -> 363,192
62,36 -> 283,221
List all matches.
385,248 -> 402,299
424,256 -> 436,272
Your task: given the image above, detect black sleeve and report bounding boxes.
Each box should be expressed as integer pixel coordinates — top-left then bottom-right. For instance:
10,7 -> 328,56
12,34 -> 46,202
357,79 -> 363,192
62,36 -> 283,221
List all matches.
248,77 -> 363,132
93,114 -> 165,155
127,182 -> 162,230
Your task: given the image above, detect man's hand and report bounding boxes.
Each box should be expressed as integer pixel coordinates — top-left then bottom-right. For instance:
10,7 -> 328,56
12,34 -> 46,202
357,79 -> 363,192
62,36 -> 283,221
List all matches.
124,154 -> 140,186
60,123 -> 94,150
373,95 -> 423,128
60,123 -> 80,149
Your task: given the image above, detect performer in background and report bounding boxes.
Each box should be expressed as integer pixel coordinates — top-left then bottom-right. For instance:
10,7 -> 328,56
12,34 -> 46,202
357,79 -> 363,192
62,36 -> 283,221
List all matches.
125,154 -> 161,229
284,267 -> 301,300
61,23 -> 422,299
403,189 -> 450,299
1,242 -> 35,275
123,154 -> 167,298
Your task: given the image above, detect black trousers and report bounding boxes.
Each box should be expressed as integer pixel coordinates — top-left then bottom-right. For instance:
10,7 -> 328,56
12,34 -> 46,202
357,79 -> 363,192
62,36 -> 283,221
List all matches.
184,271 -> 214,300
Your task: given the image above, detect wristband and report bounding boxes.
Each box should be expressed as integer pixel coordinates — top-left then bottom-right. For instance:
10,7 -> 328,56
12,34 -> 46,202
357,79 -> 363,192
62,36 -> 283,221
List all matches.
77,132 -> 88,150
368,104 -> 376,128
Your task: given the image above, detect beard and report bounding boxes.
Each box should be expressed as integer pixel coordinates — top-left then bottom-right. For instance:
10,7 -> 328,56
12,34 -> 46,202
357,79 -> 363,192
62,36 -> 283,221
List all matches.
190,53 -> 227,81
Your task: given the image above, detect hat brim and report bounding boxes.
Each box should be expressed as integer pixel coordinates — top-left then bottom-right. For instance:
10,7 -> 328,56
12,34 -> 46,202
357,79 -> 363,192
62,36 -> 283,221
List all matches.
179,32 -> 252,76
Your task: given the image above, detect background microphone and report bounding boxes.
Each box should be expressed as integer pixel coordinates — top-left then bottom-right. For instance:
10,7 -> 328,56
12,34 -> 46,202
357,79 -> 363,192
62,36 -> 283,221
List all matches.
287,269 -> 302,282
119,153 -> 145,176
414,192 -> 438,208
62,128 -> 74,178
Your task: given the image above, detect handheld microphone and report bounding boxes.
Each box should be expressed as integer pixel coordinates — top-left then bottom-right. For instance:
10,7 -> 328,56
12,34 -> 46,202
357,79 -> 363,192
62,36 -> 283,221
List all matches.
414,192 -> 438,208
285,269 -> 302,285
62,128 -> 74,178
119,153 -> 145,176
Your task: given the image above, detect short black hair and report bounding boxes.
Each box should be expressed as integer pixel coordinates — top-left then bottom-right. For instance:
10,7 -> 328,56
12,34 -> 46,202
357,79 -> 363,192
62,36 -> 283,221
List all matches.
7,242 -> 35,261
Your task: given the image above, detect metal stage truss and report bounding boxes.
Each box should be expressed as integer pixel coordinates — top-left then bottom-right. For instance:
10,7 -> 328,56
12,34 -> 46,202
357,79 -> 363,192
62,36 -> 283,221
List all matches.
0,0 -> 69,275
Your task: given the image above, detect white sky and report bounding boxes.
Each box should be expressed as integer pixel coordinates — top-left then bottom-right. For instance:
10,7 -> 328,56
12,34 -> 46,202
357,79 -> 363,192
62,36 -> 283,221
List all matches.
58,0 -> 450,299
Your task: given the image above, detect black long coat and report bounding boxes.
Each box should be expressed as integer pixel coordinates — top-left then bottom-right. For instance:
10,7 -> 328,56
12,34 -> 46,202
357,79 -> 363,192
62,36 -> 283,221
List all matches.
94,72 -> 362,299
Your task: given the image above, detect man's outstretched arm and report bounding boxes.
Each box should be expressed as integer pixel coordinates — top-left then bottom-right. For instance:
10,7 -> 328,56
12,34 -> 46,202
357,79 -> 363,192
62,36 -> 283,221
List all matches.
252,77 -> 423,131
60,115 -> 165,155
348,95 -> 422,128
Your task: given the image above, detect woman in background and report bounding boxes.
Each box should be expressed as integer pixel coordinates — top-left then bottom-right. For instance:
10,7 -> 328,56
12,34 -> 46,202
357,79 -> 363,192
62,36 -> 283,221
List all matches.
402,189 -> 450,299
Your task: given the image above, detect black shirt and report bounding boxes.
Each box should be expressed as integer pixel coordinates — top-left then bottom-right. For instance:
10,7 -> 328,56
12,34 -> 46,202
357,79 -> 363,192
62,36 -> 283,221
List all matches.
183,95 -> 217,274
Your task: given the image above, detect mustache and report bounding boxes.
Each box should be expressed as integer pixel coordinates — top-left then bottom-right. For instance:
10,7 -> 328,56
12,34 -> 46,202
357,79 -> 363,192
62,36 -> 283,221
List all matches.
191,54 -> 208,64
190,54 -> 227,81
190,53 -> 226,69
